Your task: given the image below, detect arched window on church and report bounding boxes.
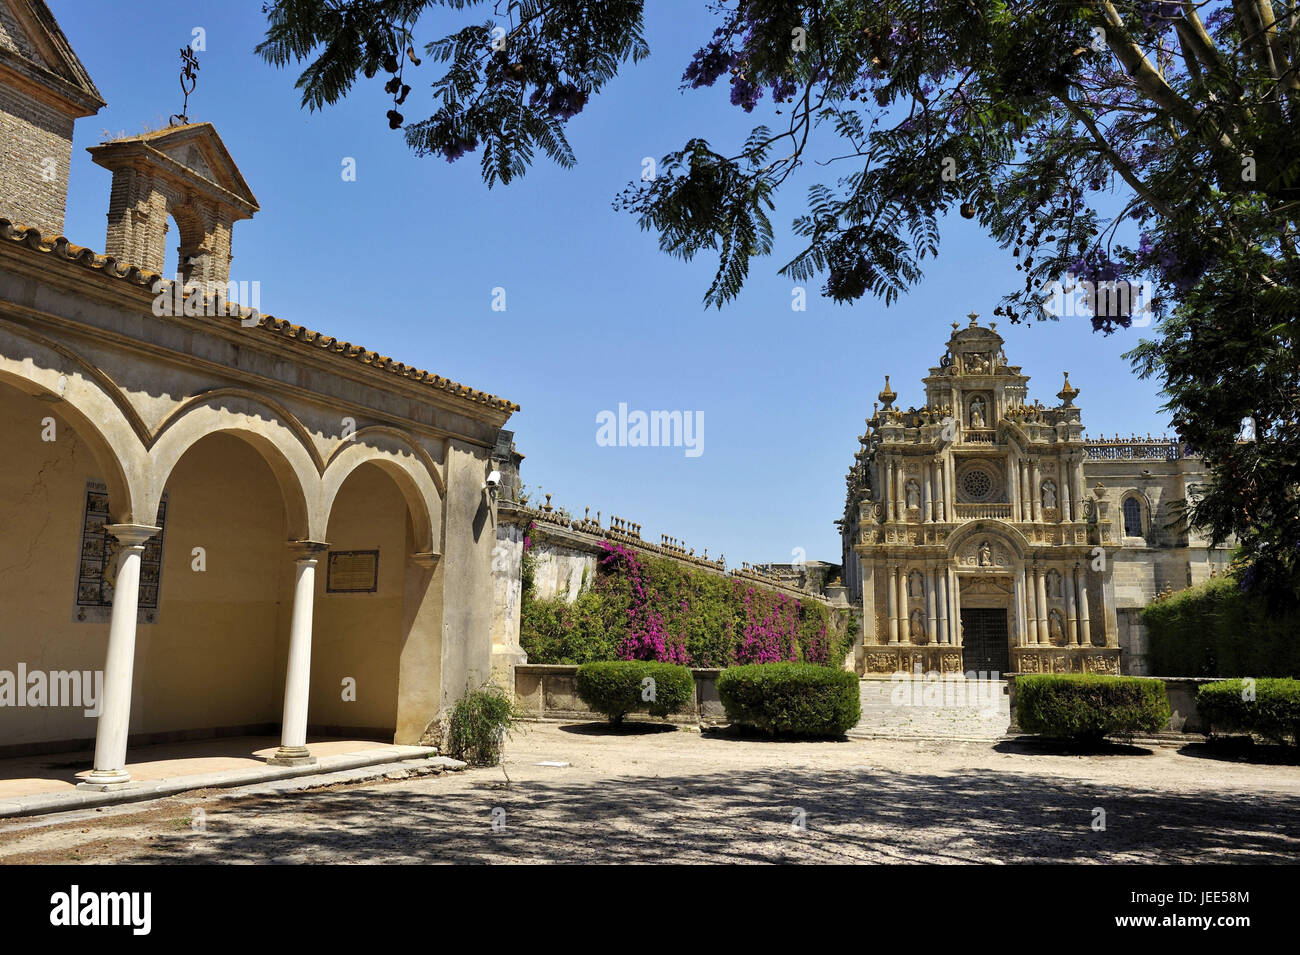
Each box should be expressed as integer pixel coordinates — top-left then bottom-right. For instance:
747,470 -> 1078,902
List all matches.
1123,497 -> 1144,537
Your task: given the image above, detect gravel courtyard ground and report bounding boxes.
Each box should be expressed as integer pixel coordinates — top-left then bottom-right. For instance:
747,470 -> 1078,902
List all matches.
2,722 -> 1297,864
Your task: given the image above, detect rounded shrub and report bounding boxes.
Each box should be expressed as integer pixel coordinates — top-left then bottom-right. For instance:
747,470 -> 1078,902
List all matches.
574,660 -> 695,724
1196,678 -> 1300,744
717,663 -> 861,738
1015,674 -> 1170,742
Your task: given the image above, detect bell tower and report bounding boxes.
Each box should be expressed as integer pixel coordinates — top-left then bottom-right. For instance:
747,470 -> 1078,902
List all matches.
87,122 -> 258,286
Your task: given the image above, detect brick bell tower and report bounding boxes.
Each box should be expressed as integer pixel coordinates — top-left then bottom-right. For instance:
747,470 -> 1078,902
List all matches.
87,122 -> 259,286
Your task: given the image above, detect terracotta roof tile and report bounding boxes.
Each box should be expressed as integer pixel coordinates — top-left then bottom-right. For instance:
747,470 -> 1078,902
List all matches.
0,219 -> 521,413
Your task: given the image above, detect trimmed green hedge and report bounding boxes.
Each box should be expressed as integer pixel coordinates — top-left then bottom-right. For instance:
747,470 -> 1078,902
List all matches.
1140,577 -> 1300,677
1196,678 -> 1300,744
717,663 -> 861,738
1016,674 -> 1170,741
574,661 -> 695,724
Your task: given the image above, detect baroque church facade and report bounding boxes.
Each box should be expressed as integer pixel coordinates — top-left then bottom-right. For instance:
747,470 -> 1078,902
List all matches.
839,316 -> 1230,677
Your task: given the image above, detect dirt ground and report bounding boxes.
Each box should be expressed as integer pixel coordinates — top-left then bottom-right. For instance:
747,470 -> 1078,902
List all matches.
1,722 -> 1297,864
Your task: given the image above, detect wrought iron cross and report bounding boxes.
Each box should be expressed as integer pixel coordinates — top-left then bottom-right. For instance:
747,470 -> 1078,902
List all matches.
170,46 -> 200,126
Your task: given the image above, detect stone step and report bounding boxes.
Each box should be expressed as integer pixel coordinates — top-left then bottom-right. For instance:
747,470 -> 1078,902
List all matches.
848,677 -> 1011,741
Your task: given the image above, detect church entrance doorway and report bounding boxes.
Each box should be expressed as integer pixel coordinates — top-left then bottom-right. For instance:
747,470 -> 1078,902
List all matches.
961,608 -> 1010,675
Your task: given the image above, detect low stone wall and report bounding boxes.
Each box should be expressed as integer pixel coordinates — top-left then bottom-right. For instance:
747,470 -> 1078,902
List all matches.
515,664 -> 726,724
1006,674 -> 1218,738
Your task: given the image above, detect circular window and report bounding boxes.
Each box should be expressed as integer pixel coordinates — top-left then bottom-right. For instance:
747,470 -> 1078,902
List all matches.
957,462 -> 1001,503
962,470 -> 992,500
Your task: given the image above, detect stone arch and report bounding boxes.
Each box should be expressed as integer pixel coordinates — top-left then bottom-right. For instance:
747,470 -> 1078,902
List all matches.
148,393 -> 320,540
322,428 -> 442,555
0,320 -> 148,522
945,520 -> 1030,565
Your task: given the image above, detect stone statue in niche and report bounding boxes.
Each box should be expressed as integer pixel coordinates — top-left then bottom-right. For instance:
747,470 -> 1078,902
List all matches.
1049,610 -> 1065,646
909,609 -> 925,642
906,479 -> 921,509
1042,479 -> 1058,510
969,397 -> 986,429
1047,569 -> 1062,598
978,540 -> 993,567
908,570 -> 924,598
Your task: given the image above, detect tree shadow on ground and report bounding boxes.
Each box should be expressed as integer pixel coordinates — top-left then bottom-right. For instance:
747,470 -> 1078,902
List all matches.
1177,738 -> 1300,766
557,722 -> 678,736
701,725 -> 853,744
109,762 -> 1300,864
993,737 -> 1155,757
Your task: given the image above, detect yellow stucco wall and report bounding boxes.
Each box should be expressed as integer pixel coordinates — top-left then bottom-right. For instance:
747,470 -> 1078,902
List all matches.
0,387 -> 108,746
133,432 -> 286,735
312,464 -> 406,736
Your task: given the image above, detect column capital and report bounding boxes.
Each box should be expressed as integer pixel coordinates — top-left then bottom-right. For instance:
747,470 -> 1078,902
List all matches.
103,523 -> 160,547
409,551 -> 441,569
287,539 -> 329,559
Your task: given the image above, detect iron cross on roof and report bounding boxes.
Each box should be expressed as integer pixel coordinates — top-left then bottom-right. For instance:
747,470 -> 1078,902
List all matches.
169,46 -> 200,126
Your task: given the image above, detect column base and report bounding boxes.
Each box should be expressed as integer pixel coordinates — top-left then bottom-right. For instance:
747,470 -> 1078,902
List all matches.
266,746 -> 317,767
77,769 -> 138,791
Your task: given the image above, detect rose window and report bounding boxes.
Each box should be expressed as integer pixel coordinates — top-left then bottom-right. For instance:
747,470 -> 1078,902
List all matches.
962,470 -> 992,500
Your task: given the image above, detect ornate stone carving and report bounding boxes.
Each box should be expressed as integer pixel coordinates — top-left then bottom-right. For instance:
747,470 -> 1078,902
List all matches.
958,537 -> 1011,569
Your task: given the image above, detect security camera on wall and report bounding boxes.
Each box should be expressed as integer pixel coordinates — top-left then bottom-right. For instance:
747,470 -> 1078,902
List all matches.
485,470 -> 501,489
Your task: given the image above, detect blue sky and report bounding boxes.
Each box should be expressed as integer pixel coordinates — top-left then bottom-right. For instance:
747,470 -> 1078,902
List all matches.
56,0 -> 1171,567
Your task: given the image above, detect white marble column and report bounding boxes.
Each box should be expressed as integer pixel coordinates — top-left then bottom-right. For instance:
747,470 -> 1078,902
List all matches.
933,461 -> 945,522
1008,452 -> 1021,521
886,565 -> 899,644
894,459 -> 906,522
1013,568 -> 1027,647
1021,461 -> 1032,520
922,463 -> 933,523
1066,567 -> 1080,645
937,569 -> 949,646
1035,567 -> 1049,644
270,540 -> 329,765
1077,568 -> 1092,647
862,563 -> 877,646
1061,467 -> 1073,522
80,523 -> 160,789
1031,461 -> 1043,522
897,566 -> 910,642
884,460 -> 895,523
949,569 -> 962,646
925,566 -> 938,643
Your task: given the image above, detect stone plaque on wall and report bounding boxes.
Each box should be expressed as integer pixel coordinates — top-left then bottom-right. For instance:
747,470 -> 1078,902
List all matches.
327,549 -> 379,594
73,480 -> 168,624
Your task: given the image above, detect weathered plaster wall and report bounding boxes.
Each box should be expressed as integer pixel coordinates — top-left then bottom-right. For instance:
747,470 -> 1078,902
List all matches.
134,433 -> 284,734
313,463 -> 407,735
0,386 -> 105,745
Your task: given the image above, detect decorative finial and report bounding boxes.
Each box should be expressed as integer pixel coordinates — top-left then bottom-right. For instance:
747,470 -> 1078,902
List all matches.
170,46 -> 200,126
1057,370 -> 1079,408
968,311 -> 979,327
878,375 -> 897,409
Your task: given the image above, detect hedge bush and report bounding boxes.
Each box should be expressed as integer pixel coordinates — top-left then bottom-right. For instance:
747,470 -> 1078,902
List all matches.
574,660 -> 695,724
1140,577 -> 1300,677
1015,674 -> 1170,741
1196,678 -> 1300,744
717,663 -> 861,738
